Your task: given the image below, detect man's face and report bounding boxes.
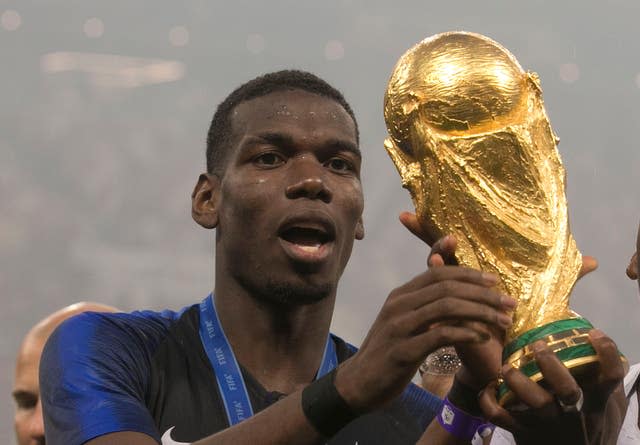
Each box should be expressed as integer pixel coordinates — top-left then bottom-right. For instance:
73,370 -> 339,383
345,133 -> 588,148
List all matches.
214,89 -> 364,304
13,335 -> 46,445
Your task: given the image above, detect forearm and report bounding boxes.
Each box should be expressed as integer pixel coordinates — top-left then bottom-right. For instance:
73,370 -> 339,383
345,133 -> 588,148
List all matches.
88,380 -> 348,445
195,390 -> 322,445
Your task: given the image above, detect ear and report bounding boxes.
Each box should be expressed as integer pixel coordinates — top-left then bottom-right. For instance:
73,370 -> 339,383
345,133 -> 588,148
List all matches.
355,216 -> 365,240
192,173 -> 221,229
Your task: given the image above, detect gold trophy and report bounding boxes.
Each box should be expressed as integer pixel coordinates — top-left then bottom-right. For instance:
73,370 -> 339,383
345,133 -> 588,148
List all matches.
383,31 -> 618,405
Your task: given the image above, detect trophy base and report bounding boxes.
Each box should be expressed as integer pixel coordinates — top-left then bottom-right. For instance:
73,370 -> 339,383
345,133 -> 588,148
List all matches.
497,317 -> 620,407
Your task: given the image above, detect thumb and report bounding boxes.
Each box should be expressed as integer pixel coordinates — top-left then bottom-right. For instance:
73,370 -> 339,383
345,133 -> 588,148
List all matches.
399,211 -> 433,245
578,255 -> 598,279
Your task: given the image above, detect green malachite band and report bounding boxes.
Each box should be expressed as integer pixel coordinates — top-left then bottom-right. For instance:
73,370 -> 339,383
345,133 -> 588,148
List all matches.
503,318 -> 594,361
518,344 -> 596,378
497,343 -> 596,400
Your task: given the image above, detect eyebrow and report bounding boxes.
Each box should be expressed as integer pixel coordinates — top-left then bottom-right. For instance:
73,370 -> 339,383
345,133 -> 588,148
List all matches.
12,389 -> 37,402
250,132 -> 361,158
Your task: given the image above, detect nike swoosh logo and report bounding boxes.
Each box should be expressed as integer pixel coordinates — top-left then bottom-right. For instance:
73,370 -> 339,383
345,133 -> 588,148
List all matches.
161,426 -> 191,445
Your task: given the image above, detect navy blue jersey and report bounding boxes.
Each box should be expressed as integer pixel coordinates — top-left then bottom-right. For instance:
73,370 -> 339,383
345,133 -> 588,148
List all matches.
40,304 -> 442,445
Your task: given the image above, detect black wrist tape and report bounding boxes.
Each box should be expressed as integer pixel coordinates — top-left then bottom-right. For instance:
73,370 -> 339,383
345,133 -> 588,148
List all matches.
301,368 -> 357,437
446,376 -> 482,416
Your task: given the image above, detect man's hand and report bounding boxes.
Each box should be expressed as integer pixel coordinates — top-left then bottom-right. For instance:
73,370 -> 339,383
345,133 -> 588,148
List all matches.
402,214 -> 506,390
478,330 -> 626,445
334,265 -> 517,413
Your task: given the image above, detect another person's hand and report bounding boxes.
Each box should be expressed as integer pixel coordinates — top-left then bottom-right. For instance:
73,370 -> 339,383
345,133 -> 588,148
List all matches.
479,330 -> 626,445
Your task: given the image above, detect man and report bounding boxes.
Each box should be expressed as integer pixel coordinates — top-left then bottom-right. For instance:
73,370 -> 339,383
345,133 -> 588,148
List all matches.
618,229 -> 640,443
13,302 -> 117,445
40,70 -> 516,445
41,70 -> 622,445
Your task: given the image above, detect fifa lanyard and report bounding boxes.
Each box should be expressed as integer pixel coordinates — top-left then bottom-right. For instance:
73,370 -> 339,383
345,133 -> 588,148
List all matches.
199,293 -> 337,426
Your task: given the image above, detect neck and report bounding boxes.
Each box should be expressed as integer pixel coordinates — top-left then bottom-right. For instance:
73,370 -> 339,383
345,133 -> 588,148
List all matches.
212,282 -> 336,394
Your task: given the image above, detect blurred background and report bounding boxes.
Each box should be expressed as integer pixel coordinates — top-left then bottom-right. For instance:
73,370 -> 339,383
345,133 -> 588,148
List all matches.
2,1 -> 640,442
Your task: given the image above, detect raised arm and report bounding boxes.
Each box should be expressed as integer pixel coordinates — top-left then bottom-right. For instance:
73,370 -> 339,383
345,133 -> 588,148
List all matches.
76,265 -> 514,445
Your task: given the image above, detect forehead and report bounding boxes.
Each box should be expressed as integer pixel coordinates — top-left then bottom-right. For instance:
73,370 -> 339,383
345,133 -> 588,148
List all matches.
14,336 -> 45,390
231,90 -> 357,143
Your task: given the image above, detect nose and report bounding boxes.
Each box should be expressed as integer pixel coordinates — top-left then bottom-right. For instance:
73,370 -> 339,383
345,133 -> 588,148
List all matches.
285,157 -> 332,203
29,400 -> 45,444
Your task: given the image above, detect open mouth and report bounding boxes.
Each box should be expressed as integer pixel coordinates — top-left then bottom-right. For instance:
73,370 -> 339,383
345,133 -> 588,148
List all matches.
277,219 -> 335,263
280,227 -> 331,252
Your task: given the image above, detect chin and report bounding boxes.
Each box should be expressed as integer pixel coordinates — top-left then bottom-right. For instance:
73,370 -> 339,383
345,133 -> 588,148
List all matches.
248,277 -> 334,307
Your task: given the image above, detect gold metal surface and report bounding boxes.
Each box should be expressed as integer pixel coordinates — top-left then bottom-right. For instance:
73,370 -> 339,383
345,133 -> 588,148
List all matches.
384,32 -> 582,341
506,329 -> 591,369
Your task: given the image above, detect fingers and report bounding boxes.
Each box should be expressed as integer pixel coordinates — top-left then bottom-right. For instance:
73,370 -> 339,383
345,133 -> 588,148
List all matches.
367,325 -> 486,379
403,325 -> 488,364
500,364 -> 558,417
428,235 -> 458,267
400,297 -> 513,335
428,253 -> 445,268
388,280 -> 516,326
491,333 -> 623,415
404,278 -> 513,309
479,381 -> 522,432
578,255 -> 598,279
397,212 -> 460,268
399,211 -> 435,245
391,265 -> 498,297
588,329 -> 625,404
530,341 -> 582,407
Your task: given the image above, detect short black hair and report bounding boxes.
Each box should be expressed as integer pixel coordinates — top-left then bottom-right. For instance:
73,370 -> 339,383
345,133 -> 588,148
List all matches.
206,69 -> 359,175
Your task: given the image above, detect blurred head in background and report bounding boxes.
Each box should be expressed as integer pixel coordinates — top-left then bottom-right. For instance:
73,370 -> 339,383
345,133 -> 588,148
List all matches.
626,224 -> 639,284
12,302 -> 118,445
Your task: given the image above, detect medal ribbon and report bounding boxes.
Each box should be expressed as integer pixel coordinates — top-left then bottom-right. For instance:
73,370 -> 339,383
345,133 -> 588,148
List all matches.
199,293 -> 337,426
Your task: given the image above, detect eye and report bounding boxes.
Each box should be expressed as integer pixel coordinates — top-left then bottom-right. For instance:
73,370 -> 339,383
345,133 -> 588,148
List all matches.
254,152 -> 285,167
325,157 -> 355,173
14,392 -> 38,411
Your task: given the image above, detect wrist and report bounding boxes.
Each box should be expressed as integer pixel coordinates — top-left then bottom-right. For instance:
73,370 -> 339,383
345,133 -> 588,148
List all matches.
455,365 -> 487,392
301,368 -> 358,437
332,361 -> 367,413
438,396 -> 493,442
446,373 -> 483,416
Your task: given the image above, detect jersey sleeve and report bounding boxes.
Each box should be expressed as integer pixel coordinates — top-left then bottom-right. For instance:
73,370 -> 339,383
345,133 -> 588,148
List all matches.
40,311 -> 176,445
399,383 -> 443,430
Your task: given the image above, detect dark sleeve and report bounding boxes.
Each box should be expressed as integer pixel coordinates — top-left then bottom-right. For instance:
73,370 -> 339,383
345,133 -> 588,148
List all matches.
40,311 -> 175,445
399,383 -> 443,430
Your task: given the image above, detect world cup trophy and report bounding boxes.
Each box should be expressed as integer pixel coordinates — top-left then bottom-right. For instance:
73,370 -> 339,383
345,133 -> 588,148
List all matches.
383,31 -> 620,405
